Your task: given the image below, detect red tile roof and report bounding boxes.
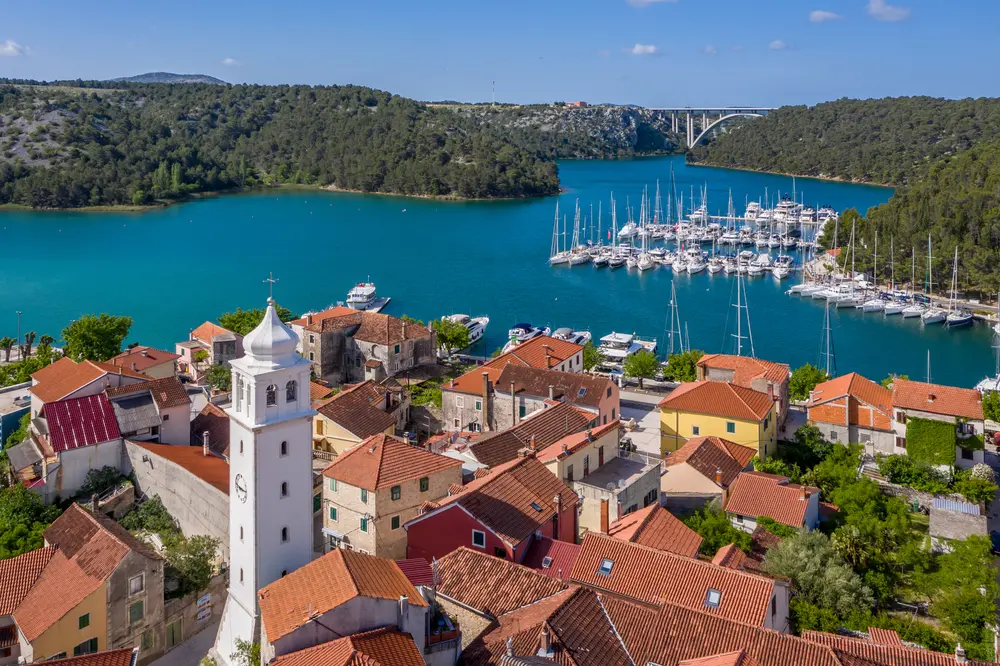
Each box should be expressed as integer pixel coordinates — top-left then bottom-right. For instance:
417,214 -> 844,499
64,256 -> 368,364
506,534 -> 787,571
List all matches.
536,419 -> 621,463
316,381 -> 396,439
607,504 -> 703,558
445,336 -> 584,396
323,433 -> 460,490
190,402 -> 230,457
467,401 -> 596,468
521,535 -> 582,581
258,548 -> 425,643
131,441 -> 229,494
309,380 -> 338,402
38,648 -> 137,666
697,354 -> 790,386
29,357 -> 108,403
0,546 -> 56,614
808,372 -> 892,412
665,436 -> 756,488
802,630 -> 996,666
415,455 -> 578,547
271,628 -> 424,666
892,378 -> 984,420
569,533 -> 777,626
680,651 -> 763,666
109,346 -> 179,373
290,306 -> 355,327
494,365 -> 615,409
658,382 -> 776,422
191,321 -> 233,343
44,393 -> 121,452
395,558 -> 434,587
725,472 -> 817,528
712,544 -> 750,570
308,311 -> 431,346
106,375 -> 190,409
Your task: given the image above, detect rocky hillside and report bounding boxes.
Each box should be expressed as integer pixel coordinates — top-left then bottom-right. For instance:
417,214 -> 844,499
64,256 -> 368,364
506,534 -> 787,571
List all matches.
110,72 -> 227,84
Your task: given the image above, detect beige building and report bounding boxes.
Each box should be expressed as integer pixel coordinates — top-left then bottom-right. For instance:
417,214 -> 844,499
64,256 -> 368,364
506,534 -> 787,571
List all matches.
661,435 -> 757,514
312,380 -> 408,457
491,365 -> 620,431
108,347 -> 180,380
28,357 -> 148,420
321,433 -> 462,558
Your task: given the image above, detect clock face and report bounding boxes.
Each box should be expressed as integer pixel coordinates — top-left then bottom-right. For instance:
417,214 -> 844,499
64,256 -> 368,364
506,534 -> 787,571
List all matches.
235,473 -> 248,503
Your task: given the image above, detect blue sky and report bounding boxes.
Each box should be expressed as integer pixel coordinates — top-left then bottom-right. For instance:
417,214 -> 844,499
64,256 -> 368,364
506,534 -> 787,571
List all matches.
1,0 -> 997,107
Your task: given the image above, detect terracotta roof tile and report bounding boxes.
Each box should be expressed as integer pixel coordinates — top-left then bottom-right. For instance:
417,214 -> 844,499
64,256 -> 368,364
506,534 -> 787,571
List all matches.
190,321 -> 233,343
698,354 -> 790,386
258,549 -> 425,643
106,375 -> 190,409
665,436 -> 756,488
394,558 -> 434,587
522,536 -> 582,581
309,381 -> 337,402
290,306 -> 355,327
712,544 -> 750,570
608,504 -> 703,558
725,472 -> 817,528
569,533 -> 776,626
536,419 -> 621,463
468,402 -> 596,468
38,648 -> 137,666
132,441 -> 229,494
109,346 -> 180,373
44,393 -> 121,452
0,546 -> 56,614
680,650 -> 763,666
445,336 -> 584,396
658,382 -> 775,422
322,433 -> 460,491
435,546 -> 568,617
29,357 -> 111,403
90,361 -> 149,381
494,365 -> 615,408
317,381 -> 396,439
892,378 -> 983,420
802,630 -> 996,666
419,456 -> 578,546
190,402 -> 230,457
807,372 -> 893,420
271,628 -> 424,666
309,311 -> 431,346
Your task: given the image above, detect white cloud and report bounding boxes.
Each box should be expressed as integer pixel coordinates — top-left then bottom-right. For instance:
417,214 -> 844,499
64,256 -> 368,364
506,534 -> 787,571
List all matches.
0,40 -> 27,57
626,0 -> 677,6
630,43 -> 658,55
703,44 -> 717,55
729,45 -> 745,52
769,39 -> 787,51
867,0 -> 910,21
221,57 -> 241,66
597,49 -> 611,57
809,10 -> 841,22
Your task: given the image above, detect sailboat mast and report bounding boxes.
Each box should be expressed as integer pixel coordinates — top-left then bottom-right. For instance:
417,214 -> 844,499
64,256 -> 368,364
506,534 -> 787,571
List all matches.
598,202 -> 602,246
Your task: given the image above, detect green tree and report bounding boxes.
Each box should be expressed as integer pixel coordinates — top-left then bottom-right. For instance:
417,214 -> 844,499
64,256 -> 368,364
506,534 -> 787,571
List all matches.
61,314 -> 133,361
785,424 -> 833,470
131,190 -> 147,206
192,349 -> 210,367
982,391 -> 1000,422
22,331 -> 35,357
752,455 -> 802,483
120,496 -> 181,544
170,162 -> 182,191
231,639 -> 260,666
662,349 -> 704,382
430,317 -> 470,356
218,306 -> 296,336
0,486 -> 61,559
0,337 -> 13,363
5,412 -> 30,447
682,506 -> 753,556
80,466 -> 125,497
166,534 -> 219,594
622,349 -> 660,389
400,315 -> 424,326
582,341 -> 601,371
205,364 -> 232,392
931,536 -> 1000,657
789,363 -> 829,401
37,334 -> 54,349
881,373 -> 908,389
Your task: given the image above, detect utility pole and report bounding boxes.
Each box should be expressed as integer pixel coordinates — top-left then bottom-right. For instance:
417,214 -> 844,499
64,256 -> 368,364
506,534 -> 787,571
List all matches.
16,311 -> 22,361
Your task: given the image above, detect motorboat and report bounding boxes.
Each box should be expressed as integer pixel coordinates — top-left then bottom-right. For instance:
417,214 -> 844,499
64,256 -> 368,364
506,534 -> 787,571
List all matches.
593,253 -> 609,268
946,310 -> 974,328
686,256 -> 707,274
637,253 -> 656,272
626,255 -> 638,270
444,314 -> 489,348
672,258 -> 688,273
608,254 -> 626,269
617,222 -> 640,240
708,257 -> 725,274
346,282 -> 390,312
552,327 -> 592,345
503,323 -> 551,352
746,262 -> 764,277
921,308 -> 947,325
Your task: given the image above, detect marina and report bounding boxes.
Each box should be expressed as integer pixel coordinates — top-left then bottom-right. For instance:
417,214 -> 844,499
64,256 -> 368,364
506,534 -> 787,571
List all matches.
0,155 -> 993,388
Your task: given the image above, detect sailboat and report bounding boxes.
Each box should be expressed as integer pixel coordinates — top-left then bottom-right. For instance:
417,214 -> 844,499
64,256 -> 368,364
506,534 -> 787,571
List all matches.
901,247 -> 926,318
976,293 -> 1000,393
608,195 -> 626,269
568,200 -> 591,265
548,202 -> 570,265
921,235 -> 947,324
862,231 -> 884,312
883,238 -> 905,315
637,189 -> 656,272
945,247 -> 973,327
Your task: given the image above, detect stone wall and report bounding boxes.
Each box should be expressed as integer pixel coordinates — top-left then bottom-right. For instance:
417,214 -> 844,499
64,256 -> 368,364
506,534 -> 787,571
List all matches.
161,574 -> 227,656
435,597 -> 495,650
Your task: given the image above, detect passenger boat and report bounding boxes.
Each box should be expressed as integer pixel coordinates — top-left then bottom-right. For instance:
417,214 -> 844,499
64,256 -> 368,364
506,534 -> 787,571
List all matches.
346,281 -> 390,312
443,314 -> 489,348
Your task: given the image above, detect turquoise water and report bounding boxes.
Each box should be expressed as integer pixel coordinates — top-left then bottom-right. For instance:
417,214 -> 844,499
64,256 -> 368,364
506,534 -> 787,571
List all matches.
0,155 -> 993,387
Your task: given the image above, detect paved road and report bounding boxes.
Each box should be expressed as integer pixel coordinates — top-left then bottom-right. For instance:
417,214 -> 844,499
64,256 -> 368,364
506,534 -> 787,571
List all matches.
149,621 -> 218,666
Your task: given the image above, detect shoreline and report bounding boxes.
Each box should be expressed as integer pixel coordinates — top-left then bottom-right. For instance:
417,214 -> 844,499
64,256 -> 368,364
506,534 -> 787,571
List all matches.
686,160 -> 897,191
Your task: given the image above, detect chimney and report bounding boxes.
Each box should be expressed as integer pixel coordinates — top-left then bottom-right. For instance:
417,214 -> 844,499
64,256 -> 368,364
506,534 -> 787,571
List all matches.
203,431 -> 210,457
545,347 -> 552,367
554,493 -> 562,517
511,381 -> 517,425
41,456 -> 48,483
956,644 -> 968,664
506,636 -> 514,657
402,319 -> 407,340
481,372 -> 491,432
714,467 -> 723,486
398,596 -> 409,633
91,493 -> 99,510
800,485 -> 808,501
928,392 -> 935,403
600,499 -> 610,534
305,313 -> 313,326
131,362 -> 138,372
538,625 -> 553,657
767,383 -> 774,401
548,384 -> 555,400
529,434 -> 537,451
141,350 -> 149,357
450,378 -> 455,388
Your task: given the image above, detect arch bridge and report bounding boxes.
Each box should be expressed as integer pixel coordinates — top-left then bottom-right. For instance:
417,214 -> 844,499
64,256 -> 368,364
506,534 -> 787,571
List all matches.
647,107 -> 776,148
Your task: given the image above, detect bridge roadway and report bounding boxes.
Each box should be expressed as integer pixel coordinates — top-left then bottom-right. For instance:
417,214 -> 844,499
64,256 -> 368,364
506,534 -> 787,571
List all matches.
646,107 -> 777,148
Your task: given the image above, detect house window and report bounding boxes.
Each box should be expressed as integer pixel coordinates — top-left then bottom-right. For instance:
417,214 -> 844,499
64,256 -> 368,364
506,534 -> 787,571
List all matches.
519,405 -> 526,418
583,455 -> 590,477
607,386 -> 612,397
316,420 -> 324,435
726,421 -> 736,434
312,493 -> 320,513
240,526 -> 244,541
0,648 -> 9,659
453,419 -> 459,428
128,573 -> 144,596
73,639 -> 99,656
309,352 -> 315,361
239,441 -> 244,455
391,516 -> 400,530
129,600 -> 144,625
494,547 -> 507,559
266,384 -> 277,406
391,485 -> 401,501
163,414 -> 169,421
286,380 -> 297,402
598,445 -> 604,467
472,530 -> 486,548
280,441 -> 288,456
361,488 -> 368,503
360,518 -> 368,533
829,430 -> 839,442
896,436 -> 906,449
281,482 -> 288,498
961,447 -> 974,460
611,407 -> 616,420
420,477 -> 429,492
577,387 -> 587,398
239,568 -> 243,583
281,527 -> 289,542
329,506 -> 338,521
598,558 -> 614,576
692,425 -> 700,436
309,334 -> 315,344
79,613 -> 90,630
329,478 -> 338,492
456,396 -> 465,408
705,588 -> 722,608
475,400 -> 482,411
566,465 -> 574,482
771,596 -> 777,617
859,433 -> 871,444
735,515 -> 744,524
394,344 -> 401,354
896,411 -> 907,424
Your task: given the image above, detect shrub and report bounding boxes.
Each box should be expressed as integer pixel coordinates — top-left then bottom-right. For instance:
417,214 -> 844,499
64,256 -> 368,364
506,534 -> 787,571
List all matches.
79,466 -> 126,498
120,496 -> 181,545
877,454 -> 950,495
682,506 -> 753,556
755,516 -> 798,538
952,471 -> 998,505
905,417 -> 956,466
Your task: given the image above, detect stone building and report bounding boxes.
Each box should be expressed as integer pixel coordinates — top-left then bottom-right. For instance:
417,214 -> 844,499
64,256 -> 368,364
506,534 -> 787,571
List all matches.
175,322 -> 243,382
312,380 -> 409,457
490,365 -> 619,431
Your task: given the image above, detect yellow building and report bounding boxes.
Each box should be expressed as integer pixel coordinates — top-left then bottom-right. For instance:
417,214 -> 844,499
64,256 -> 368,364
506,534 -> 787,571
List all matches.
313,381 -> 398,456
658,380 -> 777,459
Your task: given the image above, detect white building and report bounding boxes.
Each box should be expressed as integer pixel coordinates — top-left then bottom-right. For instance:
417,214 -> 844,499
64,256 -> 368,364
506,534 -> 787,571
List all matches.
213,297 -> 316,666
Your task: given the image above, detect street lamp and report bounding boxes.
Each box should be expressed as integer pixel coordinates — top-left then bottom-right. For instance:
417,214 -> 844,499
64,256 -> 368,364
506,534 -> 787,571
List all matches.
16,311 -> 22,360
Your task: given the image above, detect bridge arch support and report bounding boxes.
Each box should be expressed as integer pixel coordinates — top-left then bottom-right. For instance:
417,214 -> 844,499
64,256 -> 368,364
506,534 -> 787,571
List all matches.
688,112 -> 765,148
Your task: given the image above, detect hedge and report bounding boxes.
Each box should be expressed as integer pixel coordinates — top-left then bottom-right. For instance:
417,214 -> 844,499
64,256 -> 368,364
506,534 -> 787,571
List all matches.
906,417 -> 956,466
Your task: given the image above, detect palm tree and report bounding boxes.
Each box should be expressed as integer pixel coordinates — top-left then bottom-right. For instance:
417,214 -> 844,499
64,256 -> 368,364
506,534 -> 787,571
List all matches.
23,331 -> 36,357
0,337 -> 14,363
38,334 -> 54,349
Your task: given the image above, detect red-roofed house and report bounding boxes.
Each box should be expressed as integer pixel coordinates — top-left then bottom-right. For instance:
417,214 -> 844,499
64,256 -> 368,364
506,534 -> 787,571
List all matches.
29,357 -> 148,419
724,472 -> 821,532
441,336 -> 585,433
807,373 -> 894,454
320,433 -> 462,558
108,346 -> 179,380
175,321 -> 243,382
404,454 -> 578,563
288,306 -> 354,352
697,354 -> 790,426
521,536 -> 581,581
661,436 -> 757,513
271,628 -> 425,666
606,504 -> 703,558
891,378 -> 986,469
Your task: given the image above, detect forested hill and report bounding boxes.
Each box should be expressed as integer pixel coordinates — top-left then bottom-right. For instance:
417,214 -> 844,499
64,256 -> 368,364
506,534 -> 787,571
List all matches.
0,82 -> 561,208
689,97 -> 1000,187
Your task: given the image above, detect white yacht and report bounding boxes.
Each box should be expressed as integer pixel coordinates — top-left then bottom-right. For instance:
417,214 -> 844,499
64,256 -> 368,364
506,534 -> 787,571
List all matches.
637,253 -> 656,271
617,221 -> 640,240
502,323 -> 551,352
921,307 -> 947,325
901,302 -> 926,318
707,257 -> 725,274
883,300 -> 905,315
346,282 -> 390,312
444,314 -> 489,348
552,327 -> 592,345
861,297 -> 885,313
